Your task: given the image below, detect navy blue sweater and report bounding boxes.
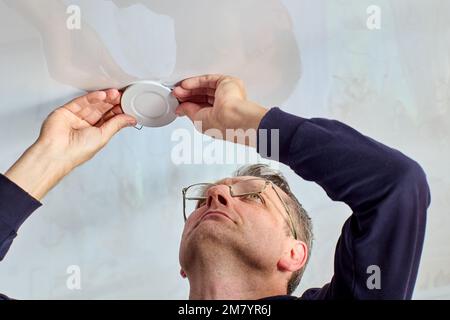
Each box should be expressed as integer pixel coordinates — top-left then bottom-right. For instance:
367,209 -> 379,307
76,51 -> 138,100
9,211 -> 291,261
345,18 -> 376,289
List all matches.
0,108 -> 430,299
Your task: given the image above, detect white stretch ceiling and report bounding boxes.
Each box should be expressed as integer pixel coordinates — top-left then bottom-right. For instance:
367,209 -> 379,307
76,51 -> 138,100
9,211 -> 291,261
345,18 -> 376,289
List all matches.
0,0 -> 449,299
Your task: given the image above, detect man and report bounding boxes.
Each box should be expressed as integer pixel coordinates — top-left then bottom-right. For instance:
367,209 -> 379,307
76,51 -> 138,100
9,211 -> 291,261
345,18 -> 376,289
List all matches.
0,75 -> 430,300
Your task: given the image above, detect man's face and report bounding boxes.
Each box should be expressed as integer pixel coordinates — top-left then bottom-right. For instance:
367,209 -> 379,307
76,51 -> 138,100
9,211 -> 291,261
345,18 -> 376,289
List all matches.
179,176 -> 295,277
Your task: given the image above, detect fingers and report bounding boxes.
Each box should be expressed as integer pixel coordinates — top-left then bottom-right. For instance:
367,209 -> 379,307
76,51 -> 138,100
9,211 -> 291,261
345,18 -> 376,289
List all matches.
179,74 -> 224,90
175,102 -> 208,120
100,114 -> 137,143
173,74 -> 243,103
172,75 -> 234,126
173,84 -> 216,122
64,89 -> 122,125
173,86 -> 216,98
94,105 -> 124,127
86,90 -> 108,104
177,95 -> 214,105
172,75 -> 224,122
88,89 -> 121,115
83,89 -> 120,105
105,88 -> 121,105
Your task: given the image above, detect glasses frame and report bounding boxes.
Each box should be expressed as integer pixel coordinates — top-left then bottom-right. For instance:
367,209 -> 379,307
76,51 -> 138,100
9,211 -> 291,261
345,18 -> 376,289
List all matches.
182,178 -> 298,239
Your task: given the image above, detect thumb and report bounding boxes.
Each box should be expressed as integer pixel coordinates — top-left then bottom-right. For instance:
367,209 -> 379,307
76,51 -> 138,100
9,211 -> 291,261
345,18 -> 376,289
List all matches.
100,114 -> 136,142
176,102 -> 203,122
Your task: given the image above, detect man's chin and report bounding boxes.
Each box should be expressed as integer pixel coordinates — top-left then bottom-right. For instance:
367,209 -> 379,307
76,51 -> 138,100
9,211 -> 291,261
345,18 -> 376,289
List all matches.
187,221 -> 235,246
180,222 -> 250,271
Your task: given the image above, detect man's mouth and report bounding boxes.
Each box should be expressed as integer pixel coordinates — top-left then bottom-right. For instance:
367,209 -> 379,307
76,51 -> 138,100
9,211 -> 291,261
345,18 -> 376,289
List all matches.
188,210 -> 237,235
201,211 -> 232,222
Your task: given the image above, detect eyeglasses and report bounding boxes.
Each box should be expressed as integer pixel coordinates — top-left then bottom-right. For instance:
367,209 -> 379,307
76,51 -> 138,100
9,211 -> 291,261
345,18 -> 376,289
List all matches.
182,178 -> 298,239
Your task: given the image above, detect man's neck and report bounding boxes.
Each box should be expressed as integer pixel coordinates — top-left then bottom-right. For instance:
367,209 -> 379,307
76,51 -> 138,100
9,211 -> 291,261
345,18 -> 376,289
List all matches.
185,254 -> 287,300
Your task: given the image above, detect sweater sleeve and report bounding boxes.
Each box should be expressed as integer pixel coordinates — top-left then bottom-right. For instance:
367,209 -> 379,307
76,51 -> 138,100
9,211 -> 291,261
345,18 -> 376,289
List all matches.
257,108 -> 430,299
0,174 -> 41,300
0,174 -> 41,262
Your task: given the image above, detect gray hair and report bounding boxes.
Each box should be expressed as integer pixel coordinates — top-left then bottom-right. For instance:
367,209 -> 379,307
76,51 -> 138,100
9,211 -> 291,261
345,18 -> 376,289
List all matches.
233,164 -> 313,295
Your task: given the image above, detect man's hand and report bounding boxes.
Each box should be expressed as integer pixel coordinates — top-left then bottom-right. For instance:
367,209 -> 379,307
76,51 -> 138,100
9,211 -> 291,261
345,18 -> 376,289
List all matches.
172,75 -> 268,146
4,89 -> 136,200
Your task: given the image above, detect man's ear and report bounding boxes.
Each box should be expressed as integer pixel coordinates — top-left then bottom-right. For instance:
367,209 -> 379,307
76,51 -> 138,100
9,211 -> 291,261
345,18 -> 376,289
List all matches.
277,240 -> 308,272
180,268 -> 187,279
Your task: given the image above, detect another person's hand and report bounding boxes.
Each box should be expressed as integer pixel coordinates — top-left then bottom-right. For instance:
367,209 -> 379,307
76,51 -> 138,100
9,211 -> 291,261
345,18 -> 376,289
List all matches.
4,89 -> 136,200
172,75 -> 268,146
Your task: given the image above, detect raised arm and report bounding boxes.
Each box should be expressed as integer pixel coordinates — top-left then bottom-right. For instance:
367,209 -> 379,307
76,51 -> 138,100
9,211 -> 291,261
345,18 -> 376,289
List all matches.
1,89 -> 136,298
257,108 -> 430,299
173,74 -> 431,300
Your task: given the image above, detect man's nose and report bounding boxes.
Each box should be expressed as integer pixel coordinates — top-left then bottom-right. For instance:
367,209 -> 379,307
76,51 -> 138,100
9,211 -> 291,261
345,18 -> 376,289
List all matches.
206,185 -> 230,208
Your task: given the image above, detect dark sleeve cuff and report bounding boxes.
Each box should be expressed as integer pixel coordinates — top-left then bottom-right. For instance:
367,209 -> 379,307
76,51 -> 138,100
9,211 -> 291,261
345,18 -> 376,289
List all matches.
0,174 -> 42,231
256,107 -> 307,164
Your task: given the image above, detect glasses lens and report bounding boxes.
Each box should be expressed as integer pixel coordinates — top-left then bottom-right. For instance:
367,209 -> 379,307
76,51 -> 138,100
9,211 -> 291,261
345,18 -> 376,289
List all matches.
231,179 -> 267,196
184,184 -> 212,220
185,184 -> 212,199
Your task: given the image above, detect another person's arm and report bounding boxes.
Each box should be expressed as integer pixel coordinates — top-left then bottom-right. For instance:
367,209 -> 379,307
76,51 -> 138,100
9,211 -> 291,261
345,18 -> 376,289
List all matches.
0,90 -> 136,296
173,74 -> 431,299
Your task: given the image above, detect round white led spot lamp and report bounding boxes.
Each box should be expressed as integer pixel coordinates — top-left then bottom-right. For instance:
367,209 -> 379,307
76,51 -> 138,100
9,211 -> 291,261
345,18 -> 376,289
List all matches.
121,80 -> 179,128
